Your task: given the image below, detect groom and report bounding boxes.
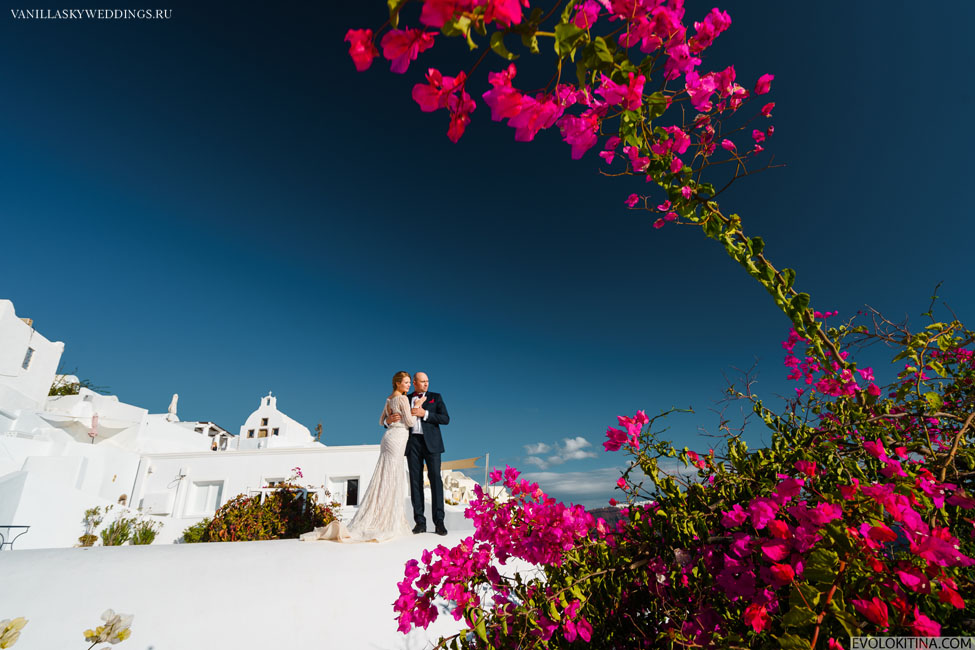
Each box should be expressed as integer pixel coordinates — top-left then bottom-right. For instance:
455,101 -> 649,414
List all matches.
388,371 -> 450,535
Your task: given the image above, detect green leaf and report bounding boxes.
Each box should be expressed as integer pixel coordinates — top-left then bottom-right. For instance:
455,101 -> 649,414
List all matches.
442,16 -> 471,37
592,36 -> 613,64
520,31 -> 540,54
792,293 -> 811,313
749,236 -> 765,256
776,634 -> 809,650
782,605 -> 817,628
387,0 -> 407,28
782,268 -> 796,289
924,391 -> 943,411
805,547 -> 839,585
473,611 -> 488,643
490,31 -> 519,60
554,22 -> 585,58
645,92 -> 668,120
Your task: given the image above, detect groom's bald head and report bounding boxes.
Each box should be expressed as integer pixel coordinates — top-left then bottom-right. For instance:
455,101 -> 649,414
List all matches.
413,372 -> 429,393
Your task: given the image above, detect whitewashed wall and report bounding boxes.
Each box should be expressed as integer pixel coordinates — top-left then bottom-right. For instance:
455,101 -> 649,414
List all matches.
0,300 -> 64,408
135,444 -> 387,520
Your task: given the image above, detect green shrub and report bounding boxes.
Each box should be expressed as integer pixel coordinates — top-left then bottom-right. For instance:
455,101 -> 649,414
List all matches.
100,515 -> 133,546
130,518 -> 161,545
199,484 -> 339,542
180,518 -> 210,543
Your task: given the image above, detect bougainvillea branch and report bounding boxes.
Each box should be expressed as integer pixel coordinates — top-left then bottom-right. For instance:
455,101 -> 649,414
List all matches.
344,1 -> 975,647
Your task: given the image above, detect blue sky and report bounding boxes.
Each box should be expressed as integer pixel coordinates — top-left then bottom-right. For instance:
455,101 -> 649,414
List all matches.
2,2 -> 973,507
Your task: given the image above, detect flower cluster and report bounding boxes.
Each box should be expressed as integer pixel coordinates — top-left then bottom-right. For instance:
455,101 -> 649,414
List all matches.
345,0 -> 776,225
395,465 -> 603,644
0,618 -> 26,649
83,609 -> 133,645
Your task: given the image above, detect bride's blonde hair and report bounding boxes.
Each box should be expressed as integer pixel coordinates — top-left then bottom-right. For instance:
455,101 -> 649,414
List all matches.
392,371 -> 410,391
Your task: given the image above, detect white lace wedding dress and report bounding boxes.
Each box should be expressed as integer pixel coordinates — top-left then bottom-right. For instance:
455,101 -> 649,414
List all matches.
301,395 -> 414,543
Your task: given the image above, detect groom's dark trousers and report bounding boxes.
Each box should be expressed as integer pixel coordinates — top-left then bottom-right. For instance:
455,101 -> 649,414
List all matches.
405,391 -> 450,528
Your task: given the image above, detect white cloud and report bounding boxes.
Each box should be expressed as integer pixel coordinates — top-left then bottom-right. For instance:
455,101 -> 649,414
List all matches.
519,459 -> 699,508
522,436 -> 598,470
523,442 -> 551,455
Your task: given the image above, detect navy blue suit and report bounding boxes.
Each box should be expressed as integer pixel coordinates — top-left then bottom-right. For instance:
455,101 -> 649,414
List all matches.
405,391 -> 449,528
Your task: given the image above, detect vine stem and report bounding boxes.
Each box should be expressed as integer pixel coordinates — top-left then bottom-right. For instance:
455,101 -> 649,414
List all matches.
809,560 -> 847,650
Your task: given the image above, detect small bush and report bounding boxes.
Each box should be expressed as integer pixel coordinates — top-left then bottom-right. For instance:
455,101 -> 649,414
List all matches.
100,515 -> 133,546
180,518 -> 210,544
130,518 -> 161,545
198,484 -> 339,542
77,533 -> 98,547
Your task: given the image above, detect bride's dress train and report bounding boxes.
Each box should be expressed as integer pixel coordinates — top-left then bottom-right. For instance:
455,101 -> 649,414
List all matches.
301,397 -> 413,543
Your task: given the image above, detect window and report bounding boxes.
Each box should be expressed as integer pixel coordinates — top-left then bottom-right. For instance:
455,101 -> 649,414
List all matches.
272,428 -> 279,436
261,418 -> 268,426
346,479 -> 359,507
22,348 -> 34,370
258,429 -> 268,438
190,481 -> 224,515
247,429 -> 255,438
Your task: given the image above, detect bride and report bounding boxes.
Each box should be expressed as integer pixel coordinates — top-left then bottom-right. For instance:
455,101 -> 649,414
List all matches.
301,371 -> 420,543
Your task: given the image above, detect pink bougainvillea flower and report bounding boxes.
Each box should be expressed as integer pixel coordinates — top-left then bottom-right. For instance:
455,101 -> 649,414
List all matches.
482,64 -> 524,121
767,519 -> 791,539
381,28 -> 436,74
624,145 -> 650,172
558,111 -> 600,159
412,69 -> 467,112
575,617 -> 593,643
688,7 -> 731,54
838,480 -> 859,501
947,492 -> 975,508
572,0 -> 601,29
754,73 -> 774,95
866,523 -> 898,543
794,460 -> 817,477
624,193 -> 640,208
669,156 -> 682,174
852,597 -> 889,629
896,566 -> 931,593
482,0 -> 528,27
761,101 -> 775,117
664,211 -> 677,222
596,72 -> 646,111
769,563 -> 795,585
345,29 -> 379,72
446,90 -> 475,142
653,218 -> 665,229
911,608 -> 941,636
663,42 -> 701,81
828,639 -> 845,650
420,0 -> 465,28
863,438 -> 889,462
748,497 -> 779,529
680,185 -> 693,199
939,583 -> 965,608
759,538 -> 790,562
743,603 -> 769,633
752,129 -> 766,143
722,504 -> 748,528
721,139 -> 737,153
508,94 -> 563,142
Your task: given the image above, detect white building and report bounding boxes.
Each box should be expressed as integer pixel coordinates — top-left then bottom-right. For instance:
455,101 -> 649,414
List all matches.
0,298 -> 489,551
0,299 -> 387,550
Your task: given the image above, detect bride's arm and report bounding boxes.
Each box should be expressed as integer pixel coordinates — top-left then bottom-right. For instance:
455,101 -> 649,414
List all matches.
397,395 -> 417,428
379,400 -> 389,427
